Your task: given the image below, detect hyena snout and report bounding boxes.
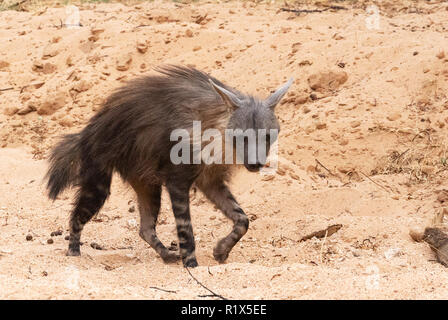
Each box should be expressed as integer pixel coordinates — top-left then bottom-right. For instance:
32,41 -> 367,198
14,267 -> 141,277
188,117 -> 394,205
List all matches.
245,162 -> 264,172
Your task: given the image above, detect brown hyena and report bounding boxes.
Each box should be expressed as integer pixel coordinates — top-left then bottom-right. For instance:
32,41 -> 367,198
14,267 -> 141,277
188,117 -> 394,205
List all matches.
46,65 -> 292,267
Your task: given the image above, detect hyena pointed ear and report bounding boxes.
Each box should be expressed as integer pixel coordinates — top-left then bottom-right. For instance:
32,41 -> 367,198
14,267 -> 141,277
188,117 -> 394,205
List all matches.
209,79 -> 242,110
265,78 -> 294,110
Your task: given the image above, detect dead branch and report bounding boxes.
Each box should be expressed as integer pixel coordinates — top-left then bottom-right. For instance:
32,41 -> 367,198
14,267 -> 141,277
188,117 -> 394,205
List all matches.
185,267 -> 227,300
315,158 -> 336,176
300,224 -> 342,242
1,82 -> 44,93
394,148 -> 410,163
360,171 -> 391,193
411,129 -> 431,143
149,286 -> 177,294
8,0 -> 28,9
280,5 -> 347,15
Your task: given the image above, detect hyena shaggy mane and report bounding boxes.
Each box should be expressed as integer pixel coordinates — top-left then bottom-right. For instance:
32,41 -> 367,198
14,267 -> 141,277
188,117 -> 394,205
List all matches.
46,65 -> 292,267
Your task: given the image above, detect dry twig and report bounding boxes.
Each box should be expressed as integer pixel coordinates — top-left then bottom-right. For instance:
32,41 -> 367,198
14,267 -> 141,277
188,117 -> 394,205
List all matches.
185,267 -> 227,300
315,158 -> 336,176
300,224 -> 342,242
149,286 -> 177,294
280,5 -> 347,15
360,171 -> 390,193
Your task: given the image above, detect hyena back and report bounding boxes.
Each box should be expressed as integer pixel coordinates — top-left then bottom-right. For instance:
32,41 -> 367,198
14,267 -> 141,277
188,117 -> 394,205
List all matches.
46,65 -> 292,267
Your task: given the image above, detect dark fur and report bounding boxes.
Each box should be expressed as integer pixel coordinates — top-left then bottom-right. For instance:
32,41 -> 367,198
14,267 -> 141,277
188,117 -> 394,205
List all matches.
46,65 -> 291,267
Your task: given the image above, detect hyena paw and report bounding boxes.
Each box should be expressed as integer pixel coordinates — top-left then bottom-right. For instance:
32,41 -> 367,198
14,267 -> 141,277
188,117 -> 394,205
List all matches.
66,248 -> 81,256
213,246 -> 229,263
161,252 -> 181,264
183,258 -> 199,268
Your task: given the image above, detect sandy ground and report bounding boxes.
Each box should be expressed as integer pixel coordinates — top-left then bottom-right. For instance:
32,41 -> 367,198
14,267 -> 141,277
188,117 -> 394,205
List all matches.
1,0 -> 448,299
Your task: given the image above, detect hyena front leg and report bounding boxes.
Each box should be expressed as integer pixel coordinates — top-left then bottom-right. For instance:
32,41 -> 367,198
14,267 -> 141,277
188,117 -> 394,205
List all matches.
166,179 -> 198,268
131,181 -> 180,264
198,181 -> 249,263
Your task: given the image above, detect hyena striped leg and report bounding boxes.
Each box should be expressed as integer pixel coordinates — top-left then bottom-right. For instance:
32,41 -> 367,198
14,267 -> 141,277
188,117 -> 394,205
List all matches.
131,181 -> 180,263
166,180 -> 198,268
67,169 -> 111,256
198,182 -> 249,263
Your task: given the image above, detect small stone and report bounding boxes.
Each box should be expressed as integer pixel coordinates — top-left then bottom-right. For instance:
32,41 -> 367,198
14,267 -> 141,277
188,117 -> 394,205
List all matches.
50,230 -> 63,237
409,229 -> 424,242
437,190 -> 448,203
351,249 -> 361,257
185,29 -> 194,37
88,35 -> 99,42
26,234 -> 33,241
17,105 -> 36,115
58,117 -> 73,127
128,205 -> 135,213
308,70 -> 348,92
72,80 -> 90,93
436,51 -> 445,59
248,214 -> 258,221
350,120 -> 361,128
90,242 -> 104,250
37,90 -> 67,115
136,41 -> 148,53
127,218 -> 137,229
42,44 -> 58,59
3,107 -> 19,116
0,60 -> 10,71
261,174 -> 275,181
387,113 -> 401,121
332,33 -> 344,40
295,94 -> 309,104
47,238 -> 54,244
91,27 -> 105,35
384,247 -> 401,260
192,46 -> 201,52
116,54 -> 132,71
299,60 -> 313,66
66,56 -> 74,66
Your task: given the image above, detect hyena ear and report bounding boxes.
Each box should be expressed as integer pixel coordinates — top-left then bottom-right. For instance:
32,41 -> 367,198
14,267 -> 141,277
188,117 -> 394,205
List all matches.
265,78 -> 294,110
209,79 -> 242,110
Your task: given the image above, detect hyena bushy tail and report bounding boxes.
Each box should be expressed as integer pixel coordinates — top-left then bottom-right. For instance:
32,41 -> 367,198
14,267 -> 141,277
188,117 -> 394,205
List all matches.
46,132 -> 113,256
45,133 -> 82,200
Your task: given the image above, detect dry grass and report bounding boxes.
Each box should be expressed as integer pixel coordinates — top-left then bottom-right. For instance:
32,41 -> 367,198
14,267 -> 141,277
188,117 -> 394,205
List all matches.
374,130 -> 448,183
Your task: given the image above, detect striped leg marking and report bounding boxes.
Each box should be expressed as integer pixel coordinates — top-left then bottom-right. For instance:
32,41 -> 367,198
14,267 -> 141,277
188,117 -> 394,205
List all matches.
67,172 -> 111,256
134,183 -> 180,264
166,182 -> 198,268
199,182 -> 249,263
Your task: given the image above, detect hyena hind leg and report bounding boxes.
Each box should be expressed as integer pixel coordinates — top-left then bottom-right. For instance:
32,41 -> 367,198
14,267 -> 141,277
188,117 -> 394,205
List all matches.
131,181 -> 180,264
197,181 -> 249,263
67,169 -> 111,256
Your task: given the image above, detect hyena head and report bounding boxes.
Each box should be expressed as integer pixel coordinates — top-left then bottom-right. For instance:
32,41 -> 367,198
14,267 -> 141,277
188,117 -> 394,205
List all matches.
209,78 -> 293,172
